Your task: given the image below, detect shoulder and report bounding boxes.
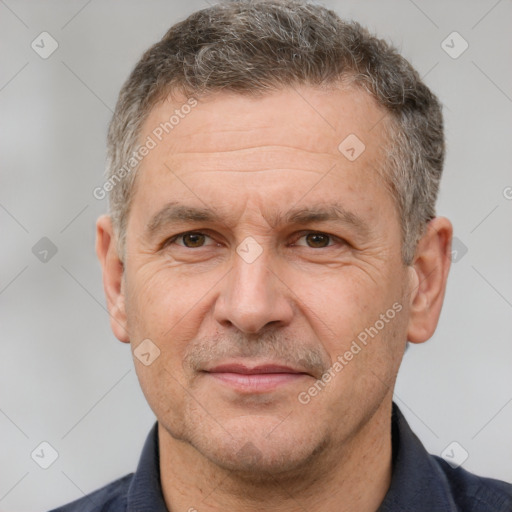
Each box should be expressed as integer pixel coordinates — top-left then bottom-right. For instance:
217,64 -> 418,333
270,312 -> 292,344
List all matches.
47,473 -> 133,512
433,456 -> 512,512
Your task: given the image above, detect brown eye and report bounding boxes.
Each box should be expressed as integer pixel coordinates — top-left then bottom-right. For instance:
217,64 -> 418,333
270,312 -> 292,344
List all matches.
304,233 -> 331,248
292,231 -> 348,249
179,232 -> 207,248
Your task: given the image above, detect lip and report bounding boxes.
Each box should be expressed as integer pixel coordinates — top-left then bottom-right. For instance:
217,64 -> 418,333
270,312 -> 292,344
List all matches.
207,363 -> 306,374
203,363 -> 310,393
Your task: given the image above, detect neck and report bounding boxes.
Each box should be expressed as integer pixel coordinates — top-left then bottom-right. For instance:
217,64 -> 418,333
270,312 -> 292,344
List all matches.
159,400 -> 393,512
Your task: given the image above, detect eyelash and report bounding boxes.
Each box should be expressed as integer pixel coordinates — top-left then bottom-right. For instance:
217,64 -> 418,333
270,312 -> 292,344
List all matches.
163,230 -> 345,249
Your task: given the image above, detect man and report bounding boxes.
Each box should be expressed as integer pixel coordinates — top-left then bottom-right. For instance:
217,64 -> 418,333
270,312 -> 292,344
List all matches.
51,0 -> 512,510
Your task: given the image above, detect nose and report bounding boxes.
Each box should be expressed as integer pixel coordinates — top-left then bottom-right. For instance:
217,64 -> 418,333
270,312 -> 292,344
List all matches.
213,246 -> 294,334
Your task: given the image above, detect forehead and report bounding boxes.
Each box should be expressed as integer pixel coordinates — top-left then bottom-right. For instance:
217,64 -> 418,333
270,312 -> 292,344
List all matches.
142,85 -> 387,158
128,85 -> 396,235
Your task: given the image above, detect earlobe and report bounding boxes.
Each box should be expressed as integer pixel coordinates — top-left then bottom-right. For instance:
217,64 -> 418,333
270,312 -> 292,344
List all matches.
96,215 -> 130,343
406,217 -> 453,344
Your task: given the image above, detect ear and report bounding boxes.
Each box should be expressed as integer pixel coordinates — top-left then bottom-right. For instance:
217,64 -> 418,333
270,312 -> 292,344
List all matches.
96,215 -> 130,343
406,216 -> 453,344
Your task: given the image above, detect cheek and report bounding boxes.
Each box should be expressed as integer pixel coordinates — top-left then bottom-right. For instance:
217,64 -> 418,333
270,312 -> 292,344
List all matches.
124,262 -> 221,380
299,267 -> 407,397
124,266 -> 195,434
125,263 -> 200,332
134,356 -> 191,440
297,268 -> 390,340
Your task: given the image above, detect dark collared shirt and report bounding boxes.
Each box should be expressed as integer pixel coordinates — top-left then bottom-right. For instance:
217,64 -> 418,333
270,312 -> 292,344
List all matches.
49,403 -> 512,511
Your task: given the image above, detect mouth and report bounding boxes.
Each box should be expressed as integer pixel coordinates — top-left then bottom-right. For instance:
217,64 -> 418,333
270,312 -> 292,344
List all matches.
202,362 -> 311,393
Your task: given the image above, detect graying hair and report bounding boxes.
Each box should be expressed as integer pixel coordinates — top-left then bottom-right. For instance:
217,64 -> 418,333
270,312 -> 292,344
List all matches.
106,0 -> 444,265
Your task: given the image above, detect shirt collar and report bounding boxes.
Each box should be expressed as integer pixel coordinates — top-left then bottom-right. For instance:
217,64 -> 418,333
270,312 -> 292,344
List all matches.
126,421 -> 168,511
377,402 -> 457,511
126,403 -> 457,511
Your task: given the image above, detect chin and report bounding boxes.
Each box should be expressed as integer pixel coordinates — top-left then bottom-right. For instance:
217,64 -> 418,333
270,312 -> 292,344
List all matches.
183,412 -> 331,479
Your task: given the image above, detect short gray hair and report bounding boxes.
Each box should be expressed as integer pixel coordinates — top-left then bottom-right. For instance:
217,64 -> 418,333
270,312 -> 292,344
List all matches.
106,0 -> 444,265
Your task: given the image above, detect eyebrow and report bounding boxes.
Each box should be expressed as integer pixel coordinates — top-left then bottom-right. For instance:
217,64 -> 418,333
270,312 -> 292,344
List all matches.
145,201 -> 370,238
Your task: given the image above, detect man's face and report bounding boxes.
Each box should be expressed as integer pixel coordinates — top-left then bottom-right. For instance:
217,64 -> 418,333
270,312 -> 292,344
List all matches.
118,86 -> 414,474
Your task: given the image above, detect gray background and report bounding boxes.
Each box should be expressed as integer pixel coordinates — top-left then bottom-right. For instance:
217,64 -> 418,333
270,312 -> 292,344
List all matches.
1,0 -> 511,510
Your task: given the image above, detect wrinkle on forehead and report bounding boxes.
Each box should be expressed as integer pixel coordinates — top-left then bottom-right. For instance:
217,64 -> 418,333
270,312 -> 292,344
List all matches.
164,145 -> 342,177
